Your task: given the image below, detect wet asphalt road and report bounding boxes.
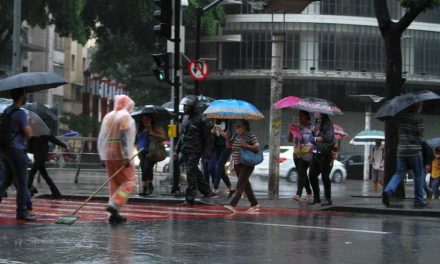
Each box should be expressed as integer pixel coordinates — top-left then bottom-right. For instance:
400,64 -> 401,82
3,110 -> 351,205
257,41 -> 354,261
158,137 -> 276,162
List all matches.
1,212 -> 439,264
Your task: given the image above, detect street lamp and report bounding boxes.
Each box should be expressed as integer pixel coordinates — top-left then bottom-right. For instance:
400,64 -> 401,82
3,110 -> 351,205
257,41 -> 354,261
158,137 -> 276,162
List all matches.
349,94 -> 384,181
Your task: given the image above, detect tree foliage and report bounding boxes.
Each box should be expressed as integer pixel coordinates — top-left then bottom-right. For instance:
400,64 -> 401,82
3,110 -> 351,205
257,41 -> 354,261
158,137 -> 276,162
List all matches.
60,114 -> 99,136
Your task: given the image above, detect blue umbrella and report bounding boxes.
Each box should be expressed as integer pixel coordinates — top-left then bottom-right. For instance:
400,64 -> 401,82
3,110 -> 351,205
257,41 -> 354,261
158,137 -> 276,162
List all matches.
203,99 -> 264,120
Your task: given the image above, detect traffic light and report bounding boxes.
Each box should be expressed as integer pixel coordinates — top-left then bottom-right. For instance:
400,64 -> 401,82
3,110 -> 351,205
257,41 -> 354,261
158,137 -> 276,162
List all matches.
152,52 -> 171,83
153,0 -> 172,39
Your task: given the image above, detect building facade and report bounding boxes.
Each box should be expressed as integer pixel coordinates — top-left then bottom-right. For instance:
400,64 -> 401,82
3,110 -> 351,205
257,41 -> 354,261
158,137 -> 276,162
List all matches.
192,0 -> 440,153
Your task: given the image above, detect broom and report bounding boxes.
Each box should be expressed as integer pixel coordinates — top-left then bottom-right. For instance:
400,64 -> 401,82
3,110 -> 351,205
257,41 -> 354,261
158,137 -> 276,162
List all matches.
55,148 -> 143,225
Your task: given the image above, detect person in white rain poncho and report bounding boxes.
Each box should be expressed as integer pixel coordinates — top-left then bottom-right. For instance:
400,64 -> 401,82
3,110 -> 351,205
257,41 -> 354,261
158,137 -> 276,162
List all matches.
98,95 -> 136,224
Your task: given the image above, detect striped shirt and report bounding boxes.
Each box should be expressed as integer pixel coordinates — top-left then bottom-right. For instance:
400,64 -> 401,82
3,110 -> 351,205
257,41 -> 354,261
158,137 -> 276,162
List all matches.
397,112 -> 423,156
232,132 -> 259,165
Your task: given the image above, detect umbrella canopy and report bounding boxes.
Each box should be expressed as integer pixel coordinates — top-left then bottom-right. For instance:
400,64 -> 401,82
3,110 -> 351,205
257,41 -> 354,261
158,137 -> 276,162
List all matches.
162,95 -> 214,114
23,102 -> 57,121
291,97 -> 342,115
131,105 -> 173,121
161,101 -> 184,114
333,124 -> 349,140
27,110 -> 50,136
63,130 -> 80,137
274,96 -> 302,109
426,138 -> 440,149
203,99 -> 264,120
0,72 -> 68,94
349,130 -> 385,145
375,90 -> 440,121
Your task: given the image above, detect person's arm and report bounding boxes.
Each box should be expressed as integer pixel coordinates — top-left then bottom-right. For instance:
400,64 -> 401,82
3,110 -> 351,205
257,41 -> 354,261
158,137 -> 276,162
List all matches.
150,126 -> 167,141
201,116 -> 213,159
241,133 -> 260,152
46,135 -> 67,148
119,130 -> 130,167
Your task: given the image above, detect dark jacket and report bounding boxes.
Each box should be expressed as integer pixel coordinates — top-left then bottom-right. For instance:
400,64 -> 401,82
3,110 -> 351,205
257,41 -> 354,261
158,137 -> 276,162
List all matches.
176,113 -> 212,157
28,135 -> 67,161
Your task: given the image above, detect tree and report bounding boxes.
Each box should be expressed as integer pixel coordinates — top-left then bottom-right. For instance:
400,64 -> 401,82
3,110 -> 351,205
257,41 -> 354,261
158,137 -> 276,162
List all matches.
374,0 -> 440,198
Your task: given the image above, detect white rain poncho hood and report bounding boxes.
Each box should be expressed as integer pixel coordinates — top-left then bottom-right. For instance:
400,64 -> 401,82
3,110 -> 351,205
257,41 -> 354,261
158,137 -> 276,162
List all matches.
98,95 -> 136,160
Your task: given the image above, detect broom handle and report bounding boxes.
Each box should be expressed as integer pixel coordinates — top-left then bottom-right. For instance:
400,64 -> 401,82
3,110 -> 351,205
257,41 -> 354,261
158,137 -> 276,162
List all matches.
71,148 -> 143,216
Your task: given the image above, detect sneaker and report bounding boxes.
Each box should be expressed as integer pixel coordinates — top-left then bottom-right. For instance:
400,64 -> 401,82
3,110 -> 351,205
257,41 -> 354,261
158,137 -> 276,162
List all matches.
308,198 -> 321,205
224,205 -> 237,213
321,200 -> 332,206
181,200 -> 194,206
227,190 -> 236,199
16,214 -> 37,222
292,195 -> 301,201
108,214 -> 127,224
204,192 -> 219,199
427,190 -> 433,200
382,191 -> 390,207
29,186 -> 38,197
414,201 -> 429,209
247,204 -> 260,212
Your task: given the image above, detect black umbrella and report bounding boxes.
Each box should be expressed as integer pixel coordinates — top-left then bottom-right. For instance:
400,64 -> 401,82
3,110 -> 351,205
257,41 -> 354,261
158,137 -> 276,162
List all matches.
162,95 -> 214,114
426,138 -> 440,148
375,90 -> 440,121
23,102 -> 58,134
131,105 -> 173,121
0,72 -> 68,94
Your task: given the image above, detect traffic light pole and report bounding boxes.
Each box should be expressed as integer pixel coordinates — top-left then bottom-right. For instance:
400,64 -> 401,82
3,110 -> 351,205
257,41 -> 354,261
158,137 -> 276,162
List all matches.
171,0 -> 181,191
194,0 -> 223,95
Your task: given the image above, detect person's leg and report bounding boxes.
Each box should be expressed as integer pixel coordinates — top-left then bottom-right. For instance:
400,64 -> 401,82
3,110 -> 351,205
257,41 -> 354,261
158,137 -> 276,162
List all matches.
411,154 -> 425,205
106,160 -> 136,223
208,148 -> 219,189
293,158 -> 303,198
171,154 -> 183,193
230,164 -> 247,207
321,152 -> 333,204
138,153 -> 148,195
431,179 -> 440,199
36,158 -> 61,197
145,157 -> 156,195
372,169 -> 379,193
308,154 -> 321,204
302,160 -> 312,196
6,150 -> 31,218
240,165 -> 258,206
185,154 -> 199,204
214,147 -> 231,190
384,157 -> 408,194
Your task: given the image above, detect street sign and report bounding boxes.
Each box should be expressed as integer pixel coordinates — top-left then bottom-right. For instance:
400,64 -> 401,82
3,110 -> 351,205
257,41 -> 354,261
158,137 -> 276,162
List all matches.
188,60 -> 209,81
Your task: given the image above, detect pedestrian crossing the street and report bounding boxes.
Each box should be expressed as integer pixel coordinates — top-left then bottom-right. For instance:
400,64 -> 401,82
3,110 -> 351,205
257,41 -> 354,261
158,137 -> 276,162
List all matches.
0,197 -> 327,225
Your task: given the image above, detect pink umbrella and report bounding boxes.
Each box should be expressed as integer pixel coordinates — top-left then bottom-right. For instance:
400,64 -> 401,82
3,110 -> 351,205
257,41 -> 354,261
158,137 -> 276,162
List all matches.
274,96 -> 302,109
334,124 -> 348,140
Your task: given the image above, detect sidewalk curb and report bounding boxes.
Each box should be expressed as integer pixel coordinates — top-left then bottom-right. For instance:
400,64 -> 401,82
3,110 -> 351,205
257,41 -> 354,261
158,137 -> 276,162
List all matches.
321,205 -> 440,217
35,194 -> 215,206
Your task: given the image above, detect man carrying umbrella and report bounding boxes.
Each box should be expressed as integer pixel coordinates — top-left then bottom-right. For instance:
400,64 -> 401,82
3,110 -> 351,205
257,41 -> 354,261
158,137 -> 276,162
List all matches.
0,88 -> 35,221
381,102 -> 427,208
173,95 -> 216,205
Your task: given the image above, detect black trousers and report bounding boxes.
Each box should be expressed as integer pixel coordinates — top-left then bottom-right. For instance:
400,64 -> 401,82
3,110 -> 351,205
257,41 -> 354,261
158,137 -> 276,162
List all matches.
139,152 -> 156,182
293,158 -> 312,196
230,164 -> 258,207
28,154 -> 61,196
308,152 -> 333,201
184,153 -> 211,202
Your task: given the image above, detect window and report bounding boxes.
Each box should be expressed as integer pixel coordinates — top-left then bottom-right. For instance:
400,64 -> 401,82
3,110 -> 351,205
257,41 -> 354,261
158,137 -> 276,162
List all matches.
71,55 -> 76,71
54,35 -> 64,51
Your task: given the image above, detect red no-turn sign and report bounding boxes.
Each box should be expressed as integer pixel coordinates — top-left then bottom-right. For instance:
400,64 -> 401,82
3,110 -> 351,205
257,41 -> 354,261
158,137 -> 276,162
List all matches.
188,60 -> 209,81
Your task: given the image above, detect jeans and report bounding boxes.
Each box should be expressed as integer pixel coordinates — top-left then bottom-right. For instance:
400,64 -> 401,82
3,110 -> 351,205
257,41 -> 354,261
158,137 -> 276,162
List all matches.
0,148 -> 31,217
431,178 -> 440,199
210,145 -> 232,190
384,154 -> 425,205
309,152 -> 333,202
293,158 -> 312,196
230,164 -> 258,207
0,164 -> 5,198
184,153 -> 211,202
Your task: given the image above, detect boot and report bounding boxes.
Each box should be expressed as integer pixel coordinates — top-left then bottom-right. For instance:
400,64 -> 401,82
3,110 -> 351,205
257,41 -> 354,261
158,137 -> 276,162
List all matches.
147,182 -> 154,195
138,185 -> 148,196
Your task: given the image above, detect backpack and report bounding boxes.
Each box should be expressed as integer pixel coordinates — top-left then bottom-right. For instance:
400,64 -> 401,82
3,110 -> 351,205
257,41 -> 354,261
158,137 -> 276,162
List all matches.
148,135 -> 167,162
0,107 -> 20,151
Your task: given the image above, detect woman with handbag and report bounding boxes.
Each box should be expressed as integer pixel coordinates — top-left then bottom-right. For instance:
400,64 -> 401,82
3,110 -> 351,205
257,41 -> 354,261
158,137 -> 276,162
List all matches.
224,119 -> 261,213
136,115 -> 166,196
308,113 -> 335,206
288,110 -> 313,202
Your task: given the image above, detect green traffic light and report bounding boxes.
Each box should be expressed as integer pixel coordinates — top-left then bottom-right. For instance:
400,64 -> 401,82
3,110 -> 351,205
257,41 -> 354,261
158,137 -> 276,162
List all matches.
158,71 -> 165,81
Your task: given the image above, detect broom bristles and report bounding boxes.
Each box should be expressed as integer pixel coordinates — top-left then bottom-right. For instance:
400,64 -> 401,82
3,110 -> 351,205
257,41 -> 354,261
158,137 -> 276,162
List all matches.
55,215 -> 79,225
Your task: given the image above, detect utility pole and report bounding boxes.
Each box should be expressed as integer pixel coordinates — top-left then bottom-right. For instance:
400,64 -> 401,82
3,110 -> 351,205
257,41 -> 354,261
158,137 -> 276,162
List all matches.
12,0 -> 22,74
194,0 -> 223,95
268,33 -> 284,198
